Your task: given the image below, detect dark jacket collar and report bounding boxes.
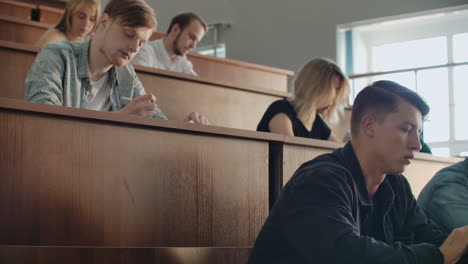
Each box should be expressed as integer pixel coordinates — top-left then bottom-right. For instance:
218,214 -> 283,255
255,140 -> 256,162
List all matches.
340,142 -> 395,211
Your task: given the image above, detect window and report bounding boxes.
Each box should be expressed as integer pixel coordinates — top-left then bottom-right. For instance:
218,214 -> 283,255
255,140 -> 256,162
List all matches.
193,23 -> 231,58
337,5 -> 468,157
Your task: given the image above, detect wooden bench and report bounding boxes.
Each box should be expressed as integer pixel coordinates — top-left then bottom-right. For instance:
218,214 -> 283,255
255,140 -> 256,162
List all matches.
0,98 -> 273,247
0,40 -> 290,130
0,246 -> 252,264
0,16 -> 293,92
0,15 -> 51,45
278,136 -> 462,199
0,0 -> 37,21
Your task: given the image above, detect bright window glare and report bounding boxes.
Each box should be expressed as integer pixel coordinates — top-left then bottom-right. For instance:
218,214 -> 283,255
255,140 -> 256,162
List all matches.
417,68 -> 449,143
454,66 -> 468,140
431,147 -> 451,157
453,33 -> 468,63
350,72 -> 416,103
372,37 -> 447,71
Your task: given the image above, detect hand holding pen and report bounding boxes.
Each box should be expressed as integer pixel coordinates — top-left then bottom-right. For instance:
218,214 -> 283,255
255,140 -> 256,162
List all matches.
119,94 -> 157,117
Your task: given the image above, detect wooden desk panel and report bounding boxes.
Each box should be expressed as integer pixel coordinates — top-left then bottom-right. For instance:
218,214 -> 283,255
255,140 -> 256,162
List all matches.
0,42 -> 290,131
0,0 -> 36,20
281,139 -> 340,187
0,16 -> 292,92
137,68 -> 286,130
0,246 -> 252,264
0,100 -> 269,247
402,154 -> 461,198
0,41 -> 37,100
38,5 -> 62,24
188,54 -> 292,93
279,139 -> 461,198
0,16 -> 51,45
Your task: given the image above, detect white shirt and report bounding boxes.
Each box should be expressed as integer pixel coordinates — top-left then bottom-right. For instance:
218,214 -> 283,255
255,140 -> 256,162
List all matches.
86,73 -> 112,111
132,39 -> 197,76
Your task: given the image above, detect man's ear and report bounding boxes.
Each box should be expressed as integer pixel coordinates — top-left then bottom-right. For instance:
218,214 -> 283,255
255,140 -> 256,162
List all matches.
98,13 -> 109,31
171,24 -> 181,35
361,114 -> 377,138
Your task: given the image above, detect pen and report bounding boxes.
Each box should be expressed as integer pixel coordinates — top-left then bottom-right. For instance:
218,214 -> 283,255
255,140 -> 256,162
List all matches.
121,96 -> 132,102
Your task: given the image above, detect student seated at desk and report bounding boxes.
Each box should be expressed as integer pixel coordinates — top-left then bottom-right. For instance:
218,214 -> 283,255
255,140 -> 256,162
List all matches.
26,0 -> 209,124
257,58 -> 350,142
249,80 -> 468,264
36,0 -> 101,48
418,158 -> 468,233
132,12 -> 207,75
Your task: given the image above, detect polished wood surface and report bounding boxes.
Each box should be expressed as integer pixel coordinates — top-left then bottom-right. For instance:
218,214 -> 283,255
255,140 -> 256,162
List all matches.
38,4 -> 62,24
0,246 -> 251,264
0,41 -> 291,131
0,15 -> 292,92
136,66 -> 288,130
0,99 -> 269,247
139,31 -> 294,92
403,153 -> 462,198
281,138 -> 340,187
188,54 -> 292,93
0,40 -> 38,100
0,15 -> 51,45
0,0 -> 36,20
16,0 -> 66,9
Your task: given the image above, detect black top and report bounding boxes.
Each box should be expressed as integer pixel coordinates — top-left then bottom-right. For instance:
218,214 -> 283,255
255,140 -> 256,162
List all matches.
257,99 -> 331,140
248,142 -> 457,264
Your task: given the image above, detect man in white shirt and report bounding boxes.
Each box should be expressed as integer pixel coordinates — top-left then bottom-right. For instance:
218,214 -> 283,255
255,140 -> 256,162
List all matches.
132,12 -> 207,75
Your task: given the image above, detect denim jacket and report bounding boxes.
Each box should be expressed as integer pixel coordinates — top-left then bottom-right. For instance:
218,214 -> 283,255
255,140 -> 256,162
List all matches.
249,142 -> 453,264
418,158 -> 468,233
25,39 -> 166,119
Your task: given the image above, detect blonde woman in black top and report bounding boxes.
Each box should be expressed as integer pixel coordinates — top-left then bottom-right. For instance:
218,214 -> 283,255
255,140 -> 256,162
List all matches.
257,58 -> 350,141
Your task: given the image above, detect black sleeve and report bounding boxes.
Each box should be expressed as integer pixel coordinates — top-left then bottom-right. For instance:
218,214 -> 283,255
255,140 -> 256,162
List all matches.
400,177 -> 468,264
276,163 -> 444,264
257,99 -> 292,132
400,176 -> 447,246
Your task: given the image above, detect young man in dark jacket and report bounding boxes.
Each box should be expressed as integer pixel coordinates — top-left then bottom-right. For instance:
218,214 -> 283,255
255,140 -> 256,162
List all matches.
249,80 -> 468,264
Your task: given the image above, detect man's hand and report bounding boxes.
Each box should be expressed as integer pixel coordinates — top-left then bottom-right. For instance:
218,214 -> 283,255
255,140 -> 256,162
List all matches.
120,94 -> 157,117
440,226 -> 468,264
184,112 -> 210,125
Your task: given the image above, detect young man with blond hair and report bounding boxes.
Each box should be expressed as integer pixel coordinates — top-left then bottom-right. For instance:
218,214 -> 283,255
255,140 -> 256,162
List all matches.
26,0 -> 208,124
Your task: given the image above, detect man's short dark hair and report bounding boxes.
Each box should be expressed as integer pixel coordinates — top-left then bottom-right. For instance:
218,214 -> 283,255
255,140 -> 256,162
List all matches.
167,12 -> 207,34
350,80 -> 430,136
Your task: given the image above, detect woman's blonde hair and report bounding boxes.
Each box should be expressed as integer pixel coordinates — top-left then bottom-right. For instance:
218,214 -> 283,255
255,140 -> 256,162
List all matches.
291,58 -> 350,122
55,0 -> 101,36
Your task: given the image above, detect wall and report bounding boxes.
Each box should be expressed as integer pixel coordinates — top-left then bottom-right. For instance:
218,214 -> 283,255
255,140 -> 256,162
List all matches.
102,0 -> 468,74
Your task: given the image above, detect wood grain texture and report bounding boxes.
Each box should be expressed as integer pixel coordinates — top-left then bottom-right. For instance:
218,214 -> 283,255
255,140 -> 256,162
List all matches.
137,71 -> 284,131
188,55 -> 290,93
0,0 -> 36,20
0,43 -> 289,131
402,158 -> 460,198
38,4 -> 62,24
0,16 -> 291,92
0,41 -> 36,99
0,107 -> 269,247
0,246 -> 252,264
281,144 -> 335,186
0,15 -> 51,45
279,142 -> 462,198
